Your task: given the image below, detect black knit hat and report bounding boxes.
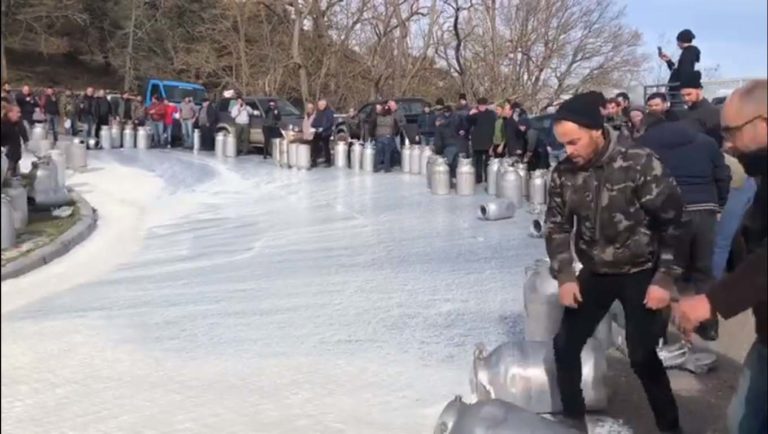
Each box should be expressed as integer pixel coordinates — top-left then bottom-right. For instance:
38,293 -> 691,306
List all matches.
554,91 -> 606,131
677,29 -> 696,44
435,97 -> 445,106
477,97 -> 488,105
680,70 -> 703,89
458,93 -> 467,101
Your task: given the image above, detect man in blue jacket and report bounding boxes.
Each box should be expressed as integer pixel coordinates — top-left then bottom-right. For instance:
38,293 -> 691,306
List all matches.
636,113 -> 731,340
310,99 -> 335,167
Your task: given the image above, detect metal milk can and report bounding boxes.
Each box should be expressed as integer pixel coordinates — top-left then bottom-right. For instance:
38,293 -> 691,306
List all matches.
68,139 -> 88,170
1,195 -> 16,249
430,157 -> 451,195
401,141 -> 412,173
478,200 -> 516,221
278,138 -> 289,166
224,133 -> 237,158
110,123 -> 122,148
486,158 -> 501,196
456,155 -> 476,196
410,145 -> 422,174
31,158 -> 70,207
48,149 -> 67,188
531,170 -> 547,209
334,140 -> 348,168
5,181 -> 28,230
136,127 -> 149,150
362,142 -> 376,172
296,144 -> 312,170
288,142 -> 299,168
99,127 -> 112,150
1,149 -> 8,182
349,140 -> 363,171
193,128 -> 201,153
87,137 -> 98,150
498,164 -> 523,207
31,123 -> 47,142
214,132 -> 225,158
516,162 -> 529,199
420,146 -> 433,178
123,125 -> 136,149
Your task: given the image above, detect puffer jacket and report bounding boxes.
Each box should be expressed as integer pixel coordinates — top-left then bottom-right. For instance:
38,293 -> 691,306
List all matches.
434,112 -> 469,155
637,120 -> 730,211
545,127 -> 684,291
682,98 -> 722,146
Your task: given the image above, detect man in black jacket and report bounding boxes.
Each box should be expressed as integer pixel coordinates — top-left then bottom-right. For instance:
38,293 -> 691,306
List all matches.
79,87 -> 97,138
501,101 -> 527,160
680,72 -> 723,145
660,29 -> 701,106
467,97 -> 496,183
41,87 -> 61,142
646,92 -> 680,122
94,89 -> 112,145
638,113 -> 731,340
1,104 -> 29,177
198,98 -> 218,151
15,84 -> 38,134
262,99 -> 282,159
547,92 -> 683,433
675,79 -> 767,434
433,105 -> 468,178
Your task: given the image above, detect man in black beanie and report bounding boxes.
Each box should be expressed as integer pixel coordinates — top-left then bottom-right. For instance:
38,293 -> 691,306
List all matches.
467,97 -> 497,183
546,91 -> 684,433
680,71 -> 723,145
659,29 -> 701,106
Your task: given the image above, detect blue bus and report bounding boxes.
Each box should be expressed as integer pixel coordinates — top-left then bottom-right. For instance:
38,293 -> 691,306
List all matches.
141,79 -> 207,107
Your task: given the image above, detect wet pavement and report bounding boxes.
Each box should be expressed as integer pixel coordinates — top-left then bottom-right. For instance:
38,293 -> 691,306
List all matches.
2,150 -> 544,433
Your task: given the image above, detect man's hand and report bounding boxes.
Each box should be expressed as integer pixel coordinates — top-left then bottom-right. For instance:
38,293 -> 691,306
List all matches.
673,294 -> 713,336
644,285 -> 671,310
469,108 -> 478,115
659,52 -> 671,62
558,282 -> 582,308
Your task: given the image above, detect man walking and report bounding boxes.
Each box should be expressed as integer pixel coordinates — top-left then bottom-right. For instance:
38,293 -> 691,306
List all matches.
637,113 -> 731,340
467,97 -> 496,183
546,92 -> 683,433
179,96 -> 198,148
675,79 -> 767,434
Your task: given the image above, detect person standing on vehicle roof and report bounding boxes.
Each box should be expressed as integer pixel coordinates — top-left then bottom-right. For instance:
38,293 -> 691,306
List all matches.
546,91 -> 684,434
660,29 -> 701,106
262,99 -> 282,160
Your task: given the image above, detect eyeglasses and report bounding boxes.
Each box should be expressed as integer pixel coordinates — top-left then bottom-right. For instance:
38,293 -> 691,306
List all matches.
721,115 -> 766,138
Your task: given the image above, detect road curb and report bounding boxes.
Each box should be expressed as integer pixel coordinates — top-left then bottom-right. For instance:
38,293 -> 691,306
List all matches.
1,189 -> 98,281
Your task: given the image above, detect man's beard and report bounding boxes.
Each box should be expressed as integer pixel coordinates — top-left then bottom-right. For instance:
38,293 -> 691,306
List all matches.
737,149 -> 768,177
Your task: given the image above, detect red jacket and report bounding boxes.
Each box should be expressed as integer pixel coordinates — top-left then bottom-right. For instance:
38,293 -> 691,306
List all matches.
164,104 -> 177,126
148,102 -> 166,122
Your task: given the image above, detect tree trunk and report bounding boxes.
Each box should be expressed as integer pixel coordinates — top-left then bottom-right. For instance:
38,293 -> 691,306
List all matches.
1,0 -> 9,80
291,0 -> 309,104
123,0 -> 137,91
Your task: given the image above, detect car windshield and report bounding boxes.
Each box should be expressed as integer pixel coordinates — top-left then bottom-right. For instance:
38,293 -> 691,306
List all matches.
257,98 -> 301,117
164,85 -> 207,104
395,100 -> 426,115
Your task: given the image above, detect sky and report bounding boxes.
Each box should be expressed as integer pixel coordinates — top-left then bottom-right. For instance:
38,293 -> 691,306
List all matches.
622,0 -> 768,79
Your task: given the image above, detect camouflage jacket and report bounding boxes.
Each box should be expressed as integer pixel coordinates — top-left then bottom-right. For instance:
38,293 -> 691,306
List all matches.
545,127 -> 684,291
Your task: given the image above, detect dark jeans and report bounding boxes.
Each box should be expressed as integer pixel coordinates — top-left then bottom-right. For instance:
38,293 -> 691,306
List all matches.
674,209 -> 717,295
553,268 -> 679,431
47,115 -> 60,142
312,134 -> 331,166
443,145 -> 460,178
200,125 -> 215,151
728,342 -> 768,434
374,136 -> 397,171
472,150 -> 489,184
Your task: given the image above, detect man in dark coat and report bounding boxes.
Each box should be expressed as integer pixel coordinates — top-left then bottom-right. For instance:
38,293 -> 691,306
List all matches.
660,29 -> 701,105
94,90 -> 113,146
467,97 -> 496,183
40,87 -> 61,142
310,99 -> 335,167
197,98 -> 218,151
501,101 -> 526,160
680,72 -> 723,146
637,113 -> 731,340
262,99 -> 282,159
78,87 -> 97,138
15,85 -> 38,133
645,92 -> 680,122
434,105 -> 469,178
1,104 -> 29,178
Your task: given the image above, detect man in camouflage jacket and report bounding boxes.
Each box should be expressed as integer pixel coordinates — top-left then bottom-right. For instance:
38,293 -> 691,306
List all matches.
545,92 -> 684,434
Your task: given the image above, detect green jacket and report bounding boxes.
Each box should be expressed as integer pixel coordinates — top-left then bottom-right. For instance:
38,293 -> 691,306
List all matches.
58,94 -> 75,118
493,118 -> 504,145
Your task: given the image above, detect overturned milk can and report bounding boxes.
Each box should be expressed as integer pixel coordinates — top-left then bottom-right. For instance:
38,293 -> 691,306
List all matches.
455,155 -> 476,196
471,338 -> 608,414
478,200 -> 516,221
434,396 -> 580,434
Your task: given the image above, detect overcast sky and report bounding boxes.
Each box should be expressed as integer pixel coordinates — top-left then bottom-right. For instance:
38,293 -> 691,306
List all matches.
622,0 -> 768,79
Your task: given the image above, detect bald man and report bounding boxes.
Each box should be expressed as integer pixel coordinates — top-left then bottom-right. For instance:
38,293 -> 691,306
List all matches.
675,79 -> 767,434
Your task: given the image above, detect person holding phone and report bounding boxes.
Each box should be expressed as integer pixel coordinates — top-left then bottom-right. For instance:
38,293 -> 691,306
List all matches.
659,29 -> 701,105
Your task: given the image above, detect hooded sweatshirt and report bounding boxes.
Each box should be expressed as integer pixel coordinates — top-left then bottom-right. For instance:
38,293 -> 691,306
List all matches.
666,45 -> 701,90
637,120 -> 730,211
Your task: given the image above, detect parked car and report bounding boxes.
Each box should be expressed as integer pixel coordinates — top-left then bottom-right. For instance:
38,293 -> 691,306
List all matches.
215,96 -> 303,147
140,78 -> 207,107
335,97 -> 429,144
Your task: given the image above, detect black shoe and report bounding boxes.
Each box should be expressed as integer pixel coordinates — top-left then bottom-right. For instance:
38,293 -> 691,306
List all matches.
660,428 -> 683,434
695,316 -> 719,342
